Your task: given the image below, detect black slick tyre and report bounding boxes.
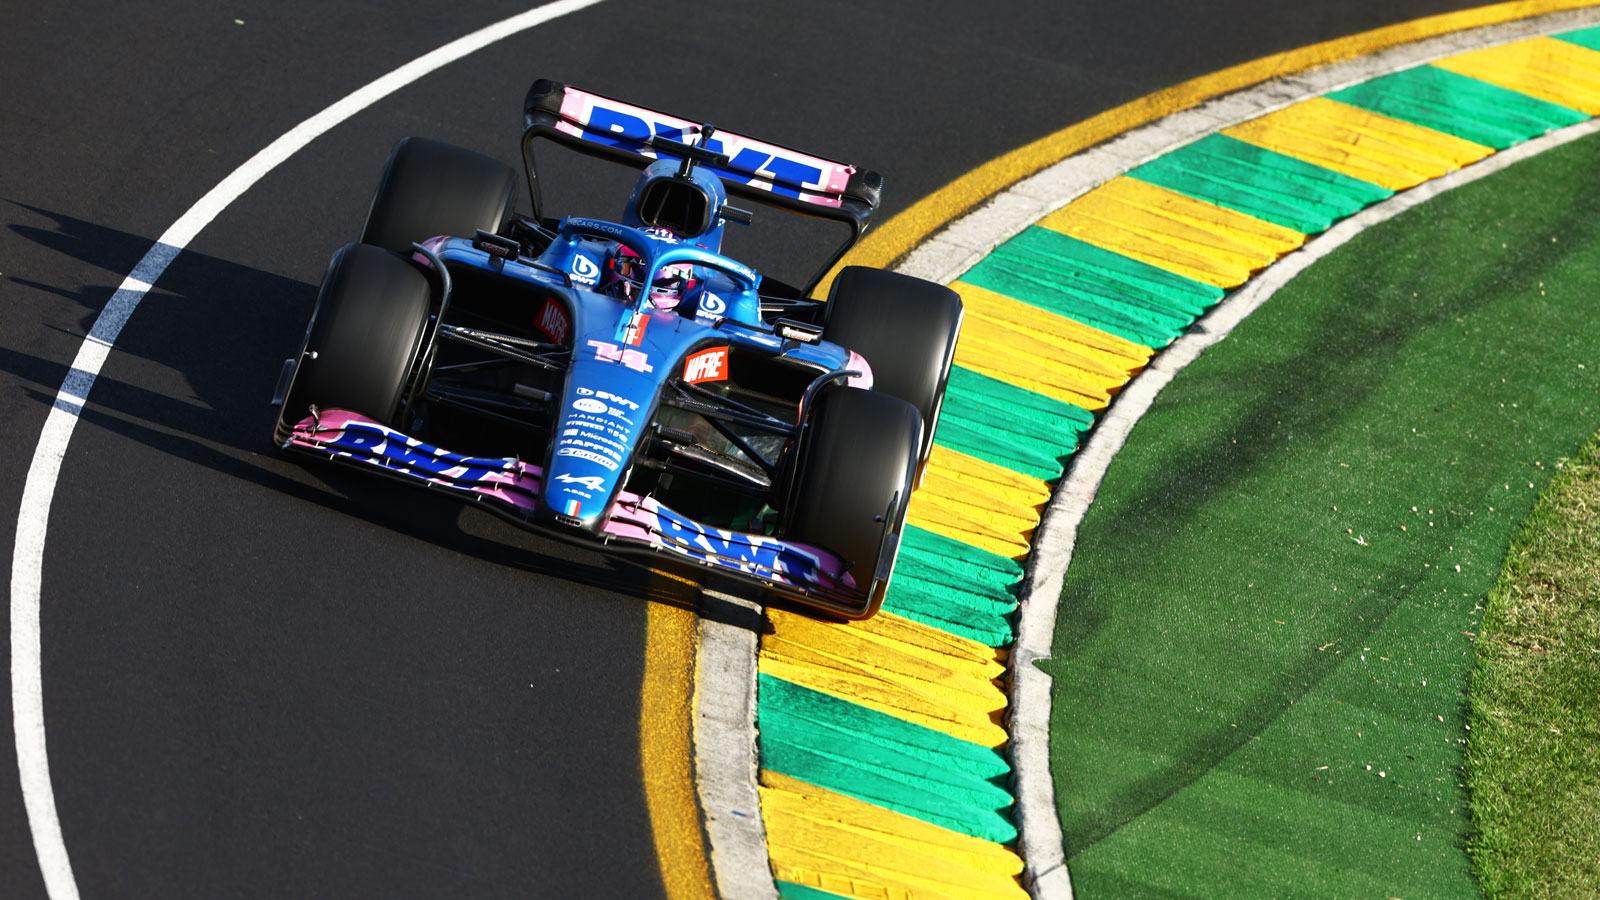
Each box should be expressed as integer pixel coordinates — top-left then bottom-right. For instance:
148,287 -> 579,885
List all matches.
786,386 -> 921,617
279,243 -> 432,429
360,136 -> 518,253
822,266 -> 963,474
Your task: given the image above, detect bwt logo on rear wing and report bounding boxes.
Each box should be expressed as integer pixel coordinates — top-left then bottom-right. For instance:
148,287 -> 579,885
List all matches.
548,86 -> 856,209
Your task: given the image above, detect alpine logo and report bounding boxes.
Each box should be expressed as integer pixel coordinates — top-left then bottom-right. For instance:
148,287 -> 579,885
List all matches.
555,472 -> 606,492
683,347 -> 728,385
539,298 -> 570,344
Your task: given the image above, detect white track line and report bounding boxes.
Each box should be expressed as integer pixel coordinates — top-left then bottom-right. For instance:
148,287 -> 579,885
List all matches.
938,11 -> 1600,899
9,3 -> 606,897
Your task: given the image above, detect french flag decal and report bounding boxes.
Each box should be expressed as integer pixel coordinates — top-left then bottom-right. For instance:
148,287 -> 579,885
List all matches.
565,499 -> 583,517
623,311 -> 648,347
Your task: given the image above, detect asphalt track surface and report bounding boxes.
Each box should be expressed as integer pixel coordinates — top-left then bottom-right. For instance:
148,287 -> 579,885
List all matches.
0,1 -> 1498,897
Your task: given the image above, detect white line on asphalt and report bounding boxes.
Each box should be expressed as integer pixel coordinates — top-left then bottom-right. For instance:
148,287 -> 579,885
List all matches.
9,3 -> 606,897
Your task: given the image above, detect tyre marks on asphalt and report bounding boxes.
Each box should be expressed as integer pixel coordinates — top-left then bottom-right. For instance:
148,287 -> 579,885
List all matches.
744,19 -> 1600,900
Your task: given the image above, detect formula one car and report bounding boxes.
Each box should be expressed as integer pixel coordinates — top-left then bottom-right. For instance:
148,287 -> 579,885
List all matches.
271,80 -> 962,619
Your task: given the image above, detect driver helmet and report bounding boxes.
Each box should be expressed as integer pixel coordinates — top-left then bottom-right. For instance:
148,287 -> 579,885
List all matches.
605,240 -> 698,310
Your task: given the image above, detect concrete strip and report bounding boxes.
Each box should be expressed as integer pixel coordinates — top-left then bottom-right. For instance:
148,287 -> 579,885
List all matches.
696,591 -> 779,900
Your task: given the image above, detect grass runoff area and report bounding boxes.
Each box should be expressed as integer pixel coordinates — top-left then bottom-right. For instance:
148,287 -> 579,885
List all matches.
1040,130 -> 1600,900
1469,428 -> 1600,898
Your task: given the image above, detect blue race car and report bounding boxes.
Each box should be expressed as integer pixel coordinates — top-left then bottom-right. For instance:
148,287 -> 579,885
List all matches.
271,80 -> 963,619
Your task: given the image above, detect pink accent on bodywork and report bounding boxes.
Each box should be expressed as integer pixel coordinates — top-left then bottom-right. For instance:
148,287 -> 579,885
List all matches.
288,410 -> 544,512
555,87 -> 854,207
845,350 -> 874,389
603,492 -> 857,592
288,411 -> 857,593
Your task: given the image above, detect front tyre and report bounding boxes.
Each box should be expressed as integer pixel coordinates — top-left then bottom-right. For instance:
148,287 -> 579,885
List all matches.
277,243 -> 432,433
786,386 -> 921,618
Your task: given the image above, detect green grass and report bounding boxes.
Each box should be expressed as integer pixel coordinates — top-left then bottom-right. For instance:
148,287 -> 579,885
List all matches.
1467,429 -> 1600,899
1040,131 -> 1600,899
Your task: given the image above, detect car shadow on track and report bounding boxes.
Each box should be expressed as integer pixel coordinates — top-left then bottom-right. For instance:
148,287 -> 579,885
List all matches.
6,204 -> 768,631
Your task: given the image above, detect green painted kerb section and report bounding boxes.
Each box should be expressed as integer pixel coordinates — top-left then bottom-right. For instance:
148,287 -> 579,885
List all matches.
884,524 -> 1024,648
1128,133 -> 1390,234
758,673 -> 1018,843
964,227 -> 1223,348
776,881 -> 853,900
935,365 -> 1098,482
1555,22 -> 1600,51
1328,65 -> 1585,150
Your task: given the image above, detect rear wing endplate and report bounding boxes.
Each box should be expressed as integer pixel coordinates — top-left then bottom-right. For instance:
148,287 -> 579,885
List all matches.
521,80 -> 883,293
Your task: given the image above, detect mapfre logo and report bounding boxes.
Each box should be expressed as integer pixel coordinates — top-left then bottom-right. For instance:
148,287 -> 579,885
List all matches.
683,347 -> 728,385
539,298 -> 569,344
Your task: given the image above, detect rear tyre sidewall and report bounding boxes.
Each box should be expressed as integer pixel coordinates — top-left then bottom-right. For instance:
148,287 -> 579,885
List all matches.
360,136 -> 518,253
823,266 -> 962,468
281,243 -> 432,427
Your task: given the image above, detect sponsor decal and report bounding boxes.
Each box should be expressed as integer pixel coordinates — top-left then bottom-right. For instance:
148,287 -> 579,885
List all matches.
621,310 -> 648,347
555,89 -> 853,206
696,292 -> 727,320
575,387 -> 640,411
555,473 -> 606,492
557,447 -> 619,470
538,298 -> 570,343
588,339 -> 653,373
641,226 -> 679,243
566,217 -> 627,237
569,253 -> 600,286
573,397 -> 607,414
683,347 -> 728,385
653,507 -> 826,578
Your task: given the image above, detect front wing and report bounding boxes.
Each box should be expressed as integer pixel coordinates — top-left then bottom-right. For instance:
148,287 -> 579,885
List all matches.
283,410 -> 870,613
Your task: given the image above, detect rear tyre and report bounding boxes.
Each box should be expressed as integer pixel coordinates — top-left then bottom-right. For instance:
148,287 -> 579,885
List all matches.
360,136 -> 518,253
822,266 -> 963,476
279,243 -> 432,429
786,386 -> 921,616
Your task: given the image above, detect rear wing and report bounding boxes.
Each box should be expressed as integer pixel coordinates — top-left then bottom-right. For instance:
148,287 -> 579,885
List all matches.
521,79 -> 883,293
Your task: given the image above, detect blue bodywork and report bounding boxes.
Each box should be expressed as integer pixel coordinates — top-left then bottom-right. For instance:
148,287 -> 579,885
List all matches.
428,212 -> 854,536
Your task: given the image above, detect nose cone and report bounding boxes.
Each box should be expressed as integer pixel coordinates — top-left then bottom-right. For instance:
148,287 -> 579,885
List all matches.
542,357 -> 654,531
